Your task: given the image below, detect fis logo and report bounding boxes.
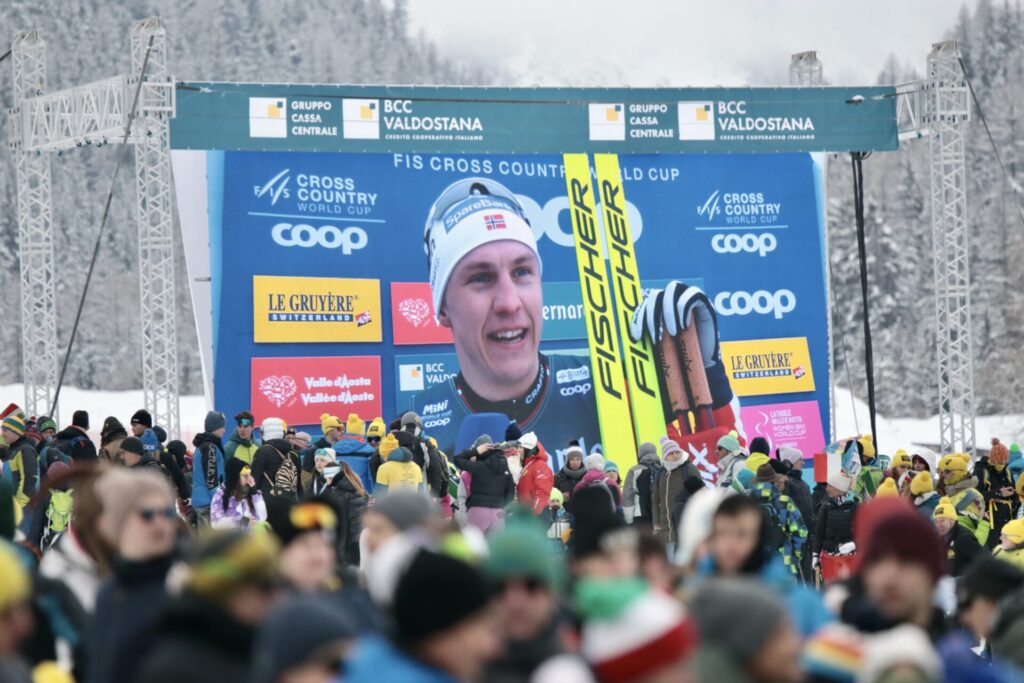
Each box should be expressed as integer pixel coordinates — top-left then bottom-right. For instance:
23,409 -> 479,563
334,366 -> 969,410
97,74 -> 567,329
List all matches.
255,169 -> 291,206
697,190 -> 722,220
249,97 -> 288,138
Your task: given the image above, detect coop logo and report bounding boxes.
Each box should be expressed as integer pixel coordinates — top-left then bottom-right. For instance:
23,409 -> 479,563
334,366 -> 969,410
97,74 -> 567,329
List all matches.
697,191 -> 722,220
714,289 -> 796,320
254,169 -> 291,206
711,233 -> 777,257
560,383 -> 593,397
271,223 -> 368,254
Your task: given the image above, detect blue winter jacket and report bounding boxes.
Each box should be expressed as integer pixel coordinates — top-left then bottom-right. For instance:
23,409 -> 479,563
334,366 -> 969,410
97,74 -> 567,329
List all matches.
344,636 -> 458,683
334,436 -> 375,494
190,432 -> 225,508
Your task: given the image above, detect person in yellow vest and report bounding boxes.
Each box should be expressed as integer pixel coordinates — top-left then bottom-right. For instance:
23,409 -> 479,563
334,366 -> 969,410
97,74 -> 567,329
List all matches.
934,496 -> 984,577
994,519 -> 1024,569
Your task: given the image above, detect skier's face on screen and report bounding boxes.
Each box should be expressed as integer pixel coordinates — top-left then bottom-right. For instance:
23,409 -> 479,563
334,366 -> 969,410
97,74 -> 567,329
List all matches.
439,240 -> 543,401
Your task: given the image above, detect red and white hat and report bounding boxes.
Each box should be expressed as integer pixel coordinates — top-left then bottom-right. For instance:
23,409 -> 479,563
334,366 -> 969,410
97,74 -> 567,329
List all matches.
581,586 -> 698,683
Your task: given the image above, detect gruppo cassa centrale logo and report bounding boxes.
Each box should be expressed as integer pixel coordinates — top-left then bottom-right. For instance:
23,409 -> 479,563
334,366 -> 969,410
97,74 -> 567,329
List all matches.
249,98 -> 288,138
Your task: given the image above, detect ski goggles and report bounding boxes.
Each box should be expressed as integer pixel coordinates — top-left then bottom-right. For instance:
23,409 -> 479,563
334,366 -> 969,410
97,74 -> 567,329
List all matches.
237,418 -> 253,427
289,502 -> 337,530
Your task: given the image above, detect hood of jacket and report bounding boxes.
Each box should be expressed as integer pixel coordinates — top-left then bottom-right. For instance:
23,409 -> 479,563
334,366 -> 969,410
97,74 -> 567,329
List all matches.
335,436 -> 374,456
389,446 -> 414,463
193,431 -> 224,450
638,449 -> 661,467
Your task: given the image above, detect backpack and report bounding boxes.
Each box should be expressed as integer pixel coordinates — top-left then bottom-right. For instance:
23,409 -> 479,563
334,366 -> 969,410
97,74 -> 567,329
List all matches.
759,499 -> 787,558
634,464 -> 659,519
265,445 -> 298,499
40,444 -> 72,474
44,489 -> 74,547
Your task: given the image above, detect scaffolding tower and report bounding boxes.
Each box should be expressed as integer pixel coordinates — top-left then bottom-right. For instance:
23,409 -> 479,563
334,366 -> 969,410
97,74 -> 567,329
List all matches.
924,41 -> 975,456
7,18 -> 179,435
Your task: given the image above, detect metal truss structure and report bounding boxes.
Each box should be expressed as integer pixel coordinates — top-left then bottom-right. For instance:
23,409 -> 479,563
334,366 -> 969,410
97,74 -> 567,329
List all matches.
7,18 -> 179,435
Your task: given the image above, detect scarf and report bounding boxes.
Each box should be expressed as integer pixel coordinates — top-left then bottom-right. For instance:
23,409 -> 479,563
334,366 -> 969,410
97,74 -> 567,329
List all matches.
664,456 -> 687,472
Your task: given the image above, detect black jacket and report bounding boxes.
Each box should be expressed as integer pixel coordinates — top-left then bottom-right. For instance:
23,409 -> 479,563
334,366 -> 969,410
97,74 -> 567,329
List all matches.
87,554 -> 174,683
812,498 -> 857,555
328,476 -> 369,565
158,449 -> 191,500
251,439 -> 301,501
137,594 -> 254,683
454,446 -> 515,509
55,426 -> 98,463
396,430 -> 447,498
944,523 -> 985,577
785,470 -> 816,532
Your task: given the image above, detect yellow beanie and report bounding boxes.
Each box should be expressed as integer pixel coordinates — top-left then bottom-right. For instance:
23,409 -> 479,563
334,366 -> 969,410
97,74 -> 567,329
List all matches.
910,470 -> 934,496
933,496 -> 957,521
320,413 -> 343,433
876,478 -> 899,498
746,452 -> 770,473
938,454 -> 967,473
0,542 -> 30,613
379,433 -> 399,460
859,435 -> 876,460
1002,519 -> 1024,545
345,413 -> 365,437
891,450 -> 911,469
366,417 -> 386,439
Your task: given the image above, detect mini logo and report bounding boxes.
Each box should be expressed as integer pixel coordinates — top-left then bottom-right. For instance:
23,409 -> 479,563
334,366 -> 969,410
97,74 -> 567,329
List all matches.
697,190 -> 722,219
398,298 -> 431,328
255,169 -> 290,206
399,364 -> 424,392
483,214 -> 506,231
249,97 -> 288,138
422,400 -> 449,415
259,375 -> 297,407
343,99 -> 380,139
678,101 -> 715,141
356,311 -> 372,327
588,103 -> 625,141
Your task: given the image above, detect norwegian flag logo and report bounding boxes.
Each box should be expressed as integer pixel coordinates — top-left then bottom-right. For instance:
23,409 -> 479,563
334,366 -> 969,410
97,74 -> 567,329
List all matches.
483,214 -> 507,231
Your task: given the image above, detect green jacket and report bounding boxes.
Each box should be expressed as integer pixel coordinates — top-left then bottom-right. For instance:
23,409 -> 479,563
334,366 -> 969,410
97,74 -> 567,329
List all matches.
224,431 -> 260,466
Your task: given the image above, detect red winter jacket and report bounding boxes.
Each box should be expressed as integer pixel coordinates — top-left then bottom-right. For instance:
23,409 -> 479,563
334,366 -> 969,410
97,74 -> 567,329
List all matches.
517,445 -> 554,516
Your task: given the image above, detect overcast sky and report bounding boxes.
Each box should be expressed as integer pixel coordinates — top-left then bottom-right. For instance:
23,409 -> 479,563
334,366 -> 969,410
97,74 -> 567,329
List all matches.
405,0 -> 969,87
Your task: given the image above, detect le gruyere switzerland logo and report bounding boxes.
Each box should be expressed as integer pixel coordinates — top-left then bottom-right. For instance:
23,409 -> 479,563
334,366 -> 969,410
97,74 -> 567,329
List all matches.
720,337 -> 816,397
252,275 -> 382,343
249,97 -> 288,138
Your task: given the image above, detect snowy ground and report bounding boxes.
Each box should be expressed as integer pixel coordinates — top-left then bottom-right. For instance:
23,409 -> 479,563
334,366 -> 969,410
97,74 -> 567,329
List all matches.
2,383 -> 1021,453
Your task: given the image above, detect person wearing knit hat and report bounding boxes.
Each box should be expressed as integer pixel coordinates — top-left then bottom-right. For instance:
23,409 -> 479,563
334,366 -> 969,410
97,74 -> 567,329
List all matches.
749,436 -> 771,457
365,417 -> 386,446
210,456 -> 267,531
857,625 -> 941,683
932,496 -> 984,577
504,421 -> 523,444
716,430 -> 748,489
554,443 -> 587,512
37,415 -> 57,439
138,529 -> 281,683
875,477 -> 899,498
0,541 -> 34,679
814,473 -> 859,581
347,549 -> 500,683
51,410 -> 99,464
994,518 -> 1024,569
1,413 -> 39,508
482,518 -> 568,681
889,450 -> 913,485
250,595 -> 357,683
955,555 -> 1024,648
749,460 -> 809,580
937,453 -> 977,502
130,408 -> 153,436
851,500 -> 947,636
89,468 -> 178,683
853,436 -> 886,500
977,437 -> 1017,551
344,413 -> 365,437
746,451 -> 771,474
689,578 -> 800,683
191,410 -> 228,526
576,578 -> 697,683
99,415 -> 128,455
274,499 -> 340,593
622,441 -> 662,527
651,435 -> 700,547
910,470 -> 940,517
801,623 -> 864,683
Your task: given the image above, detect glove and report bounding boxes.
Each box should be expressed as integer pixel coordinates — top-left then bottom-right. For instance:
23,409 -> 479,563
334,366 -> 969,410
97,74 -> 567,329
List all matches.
630,280 -> 737,430
812,554 -> 820,570
838,542 -> 856,556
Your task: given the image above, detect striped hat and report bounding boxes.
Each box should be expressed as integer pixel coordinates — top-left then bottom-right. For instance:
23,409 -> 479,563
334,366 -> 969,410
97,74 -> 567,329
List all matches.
578,579 -> 698,683
801,623 -> 863,683
1,414 -> 25,438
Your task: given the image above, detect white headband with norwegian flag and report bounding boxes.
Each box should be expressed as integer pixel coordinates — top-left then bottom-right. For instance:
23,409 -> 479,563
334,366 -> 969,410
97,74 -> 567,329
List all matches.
424,179 -> 541,317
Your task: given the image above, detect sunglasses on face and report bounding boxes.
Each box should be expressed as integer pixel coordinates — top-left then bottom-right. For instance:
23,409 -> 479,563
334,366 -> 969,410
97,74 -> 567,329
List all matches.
368,437 -> 381,445
137,506 -> 177,522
